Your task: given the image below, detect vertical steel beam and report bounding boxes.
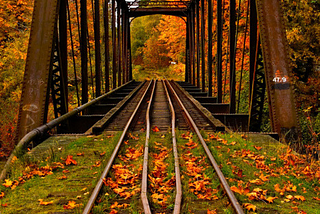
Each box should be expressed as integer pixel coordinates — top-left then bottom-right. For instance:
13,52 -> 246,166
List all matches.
126,12 -> 130,82
16,0 -> 60,142
123,8 -> 130,82
249,0 -> 257,103
117,1 -> 122,87
185,17 -> 190,83
207,0 -> 213,97
196,0 -> 200,87
191,4 -> 196,85
216,0 -> 223,103
128,20 -> 132,81
94,0 -> 101,96
122,7 -> 126,84
59,0 -> 68,110
201,0 -> 205,92
104,0 -> 110,92
255,0 -> 300,140
229,0 -> 236,112
81,0 -> 89,104
112,0 -> 117,89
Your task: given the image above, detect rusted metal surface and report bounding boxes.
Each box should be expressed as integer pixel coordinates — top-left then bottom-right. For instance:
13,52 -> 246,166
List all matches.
128,8 -> 188,17
195,1 -> 200,87
94,0 -> 101,96
216,0 -> 223,103
200,0 -> 205,92
103,0 -> 110,92
117,1 -> 122,87
81,0 -> 88,104
112,0 -> 117,89
207,0 -> 213,97
141,80 -> 156,214
163,80 -> 182,214
16,0 -> 60,143
229,0 -> 236,113
249,0 -> 257,102
256,0 -> 300,140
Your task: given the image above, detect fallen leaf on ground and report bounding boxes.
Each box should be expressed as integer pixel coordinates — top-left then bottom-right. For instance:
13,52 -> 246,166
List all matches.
39,199 -> 53,206
2,179 -> 12,188
152,126 -> 160,132
63,201 -> 81,209
243,203 -> 256,211
254,146 -> 262,150
266,196 -> 278,203
65,155 -> 77,165
57,175 -> 67,180
295,195 -> 306,201
207,209 -> 217,214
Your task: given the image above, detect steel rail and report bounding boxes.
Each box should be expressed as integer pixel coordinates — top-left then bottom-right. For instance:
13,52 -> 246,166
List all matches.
82,80 -> 154,214
141,80 -> 157,214
163,80 -> 182,214
0,80 -> 136,181
166,80 -> 244,214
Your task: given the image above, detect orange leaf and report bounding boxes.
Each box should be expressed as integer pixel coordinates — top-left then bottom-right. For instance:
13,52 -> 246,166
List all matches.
152,126 -> 160,132
0,192 -> 4,199
110,202 -> 119,209
249,179 -> 264,185
100,151 -> 106,157
39,199 -> 53,206
109,210 -> 118,214
1,203 -> 8,207
266,196 -> 278,203
77,152 -> 84,156
259,173 -> 269,182
254,146 -> 262,150
57,175 -> 67,180
313,197 -> 320,201
63,201 -> 78,209
207,209 -> 217,214
243,203 -> 256,211
2,179 -> 12,188
65,155 -> 77,165
286,195 -> 294,200
294,195 -> 306,201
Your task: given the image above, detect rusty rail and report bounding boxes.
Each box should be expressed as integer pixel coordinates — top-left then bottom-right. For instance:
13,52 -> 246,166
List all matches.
141,80 -> 156,214
162,80 -> 182,214
165,80 -> 244,214
82,80 -> 154,214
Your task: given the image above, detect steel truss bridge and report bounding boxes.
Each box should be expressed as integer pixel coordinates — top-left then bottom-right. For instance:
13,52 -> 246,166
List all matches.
16,0 -> 299,145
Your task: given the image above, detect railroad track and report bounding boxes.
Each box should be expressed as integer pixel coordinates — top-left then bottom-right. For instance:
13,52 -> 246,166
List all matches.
83,79 -> 244,214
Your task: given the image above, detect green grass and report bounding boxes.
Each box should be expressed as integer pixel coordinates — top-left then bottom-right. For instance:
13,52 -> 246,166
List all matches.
0,132 -> 121,214
205,132 -> 320,213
